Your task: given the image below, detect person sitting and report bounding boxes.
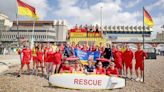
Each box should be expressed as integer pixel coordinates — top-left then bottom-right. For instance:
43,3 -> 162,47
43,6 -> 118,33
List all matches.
96,61 -> 106,75
74,60 -> 84,73
59,61 -> 74,73
84,57 -> 96,74
106,62 -> 119,77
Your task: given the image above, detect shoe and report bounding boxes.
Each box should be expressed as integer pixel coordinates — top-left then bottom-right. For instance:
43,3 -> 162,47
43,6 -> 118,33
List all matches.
135,77 -> 140,81
17,74 -> 21,77
130,77 -> 134,80
140,78 -> 143,82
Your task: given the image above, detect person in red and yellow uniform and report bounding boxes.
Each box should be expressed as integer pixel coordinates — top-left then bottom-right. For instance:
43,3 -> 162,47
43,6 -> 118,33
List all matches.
17,45 -> 32,77
96,61 -> 106,75
36,43 -> 44,76
44,43 -> 50,74
106,62 -> 119,77
81,43 -> 89,51
59,43 -> 64,53
44,43 -> 53,76
135,44 -> 147,82
123,45 -> 133,79
52,48 -> 62,74
32,43 -> 38,70
90,43 -> 97,52
113,46 -> 123,75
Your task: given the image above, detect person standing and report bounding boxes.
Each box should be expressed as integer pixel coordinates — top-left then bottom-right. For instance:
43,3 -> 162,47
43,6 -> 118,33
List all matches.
17,44 -> 32,77
64,42 -> 72,57
135,44 -> 147,82
123,45 -> 133,79
59,43 -> 65,53
113,46 -> 123,76
45,43 -> 53,77
81,42 -> 89,51
32,43 -> 37,70
52,48 -> 62,74
98,42 -> 105,55
44,43 -> 50,75
103,43 -> 113,60
36,43 -> 44,76
90,43 -> 97,52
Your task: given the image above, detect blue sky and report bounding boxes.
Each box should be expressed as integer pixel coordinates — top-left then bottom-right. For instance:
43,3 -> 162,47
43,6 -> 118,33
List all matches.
0,0 -> 164,37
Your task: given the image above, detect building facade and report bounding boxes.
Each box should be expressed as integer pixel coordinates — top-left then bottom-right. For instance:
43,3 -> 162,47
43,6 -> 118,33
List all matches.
152,31 -> 164,42
102,25 -> 152,42
1,20 -> 68,42
0,13 -> 13,54
0,13 -> 68,54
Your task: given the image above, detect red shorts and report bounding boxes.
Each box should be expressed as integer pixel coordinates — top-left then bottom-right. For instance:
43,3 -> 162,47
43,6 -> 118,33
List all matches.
36,58 -> 42,64
53,61 -> 61,65
33,56 -> 37,61
22,59 -> 30,65
46,54 -> 53,62
115,62 -> 123,70
36,60 -> 42,65
47,57 -> 53,62
135,63 -> 144,71
125,63 -> 132,70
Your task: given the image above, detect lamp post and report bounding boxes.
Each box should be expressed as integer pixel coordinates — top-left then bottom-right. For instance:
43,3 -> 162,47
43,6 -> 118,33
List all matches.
100,0 -> 103,37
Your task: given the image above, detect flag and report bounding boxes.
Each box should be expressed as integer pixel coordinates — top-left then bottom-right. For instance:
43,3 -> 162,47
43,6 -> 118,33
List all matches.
74,49 -> 100,62
144,8 -> 154,27
17,0 -> 39,20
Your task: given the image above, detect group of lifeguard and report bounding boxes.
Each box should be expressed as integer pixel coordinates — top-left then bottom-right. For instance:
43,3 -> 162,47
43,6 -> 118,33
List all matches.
111,44 -> 147,82
17,42 -> 147,82
17,43 -> 63,77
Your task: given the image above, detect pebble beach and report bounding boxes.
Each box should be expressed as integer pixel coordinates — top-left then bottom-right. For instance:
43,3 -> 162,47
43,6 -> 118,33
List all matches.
0,55 -> 164,92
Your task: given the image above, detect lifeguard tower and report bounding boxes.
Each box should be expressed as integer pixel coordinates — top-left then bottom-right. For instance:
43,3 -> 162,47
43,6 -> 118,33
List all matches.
67,27 -> 109,46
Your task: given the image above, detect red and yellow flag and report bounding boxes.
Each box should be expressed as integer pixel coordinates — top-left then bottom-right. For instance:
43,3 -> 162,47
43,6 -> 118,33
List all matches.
144,8 -> 154,27
17,0 -> 39,19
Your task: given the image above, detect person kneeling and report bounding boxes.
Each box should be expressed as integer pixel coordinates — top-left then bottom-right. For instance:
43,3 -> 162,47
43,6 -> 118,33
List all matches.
59,61 -> 74,73
106,62 -> 119,77
84,60 -> 96,75
96,61 -> 106,75
74,60 -> 84,73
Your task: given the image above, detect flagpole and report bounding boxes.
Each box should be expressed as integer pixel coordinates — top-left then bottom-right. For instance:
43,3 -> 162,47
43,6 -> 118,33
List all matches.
142,7 -> 145,83
31,20 -> 36,49
100,1 -> 103,37
16,13 -> 22,63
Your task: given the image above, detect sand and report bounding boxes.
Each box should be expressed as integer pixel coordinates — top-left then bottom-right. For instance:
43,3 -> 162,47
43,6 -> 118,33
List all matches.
0,56 -> 164,92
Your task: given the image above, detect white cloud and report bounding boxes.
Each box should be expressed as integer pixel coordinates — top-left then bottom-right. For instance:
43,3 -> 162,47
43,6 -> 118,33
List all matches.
151,15 -> 164,38
126,0 -> 142,8
58,0 -> 79,8
146,0 -> 164,11
21,0 -> 50,20
54,0 -> 142,27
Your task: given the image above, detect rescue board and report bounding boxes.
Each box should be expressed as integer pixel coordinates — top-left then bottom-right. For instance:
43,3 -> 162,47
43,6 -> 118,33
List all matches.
49,73 -> 125,89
